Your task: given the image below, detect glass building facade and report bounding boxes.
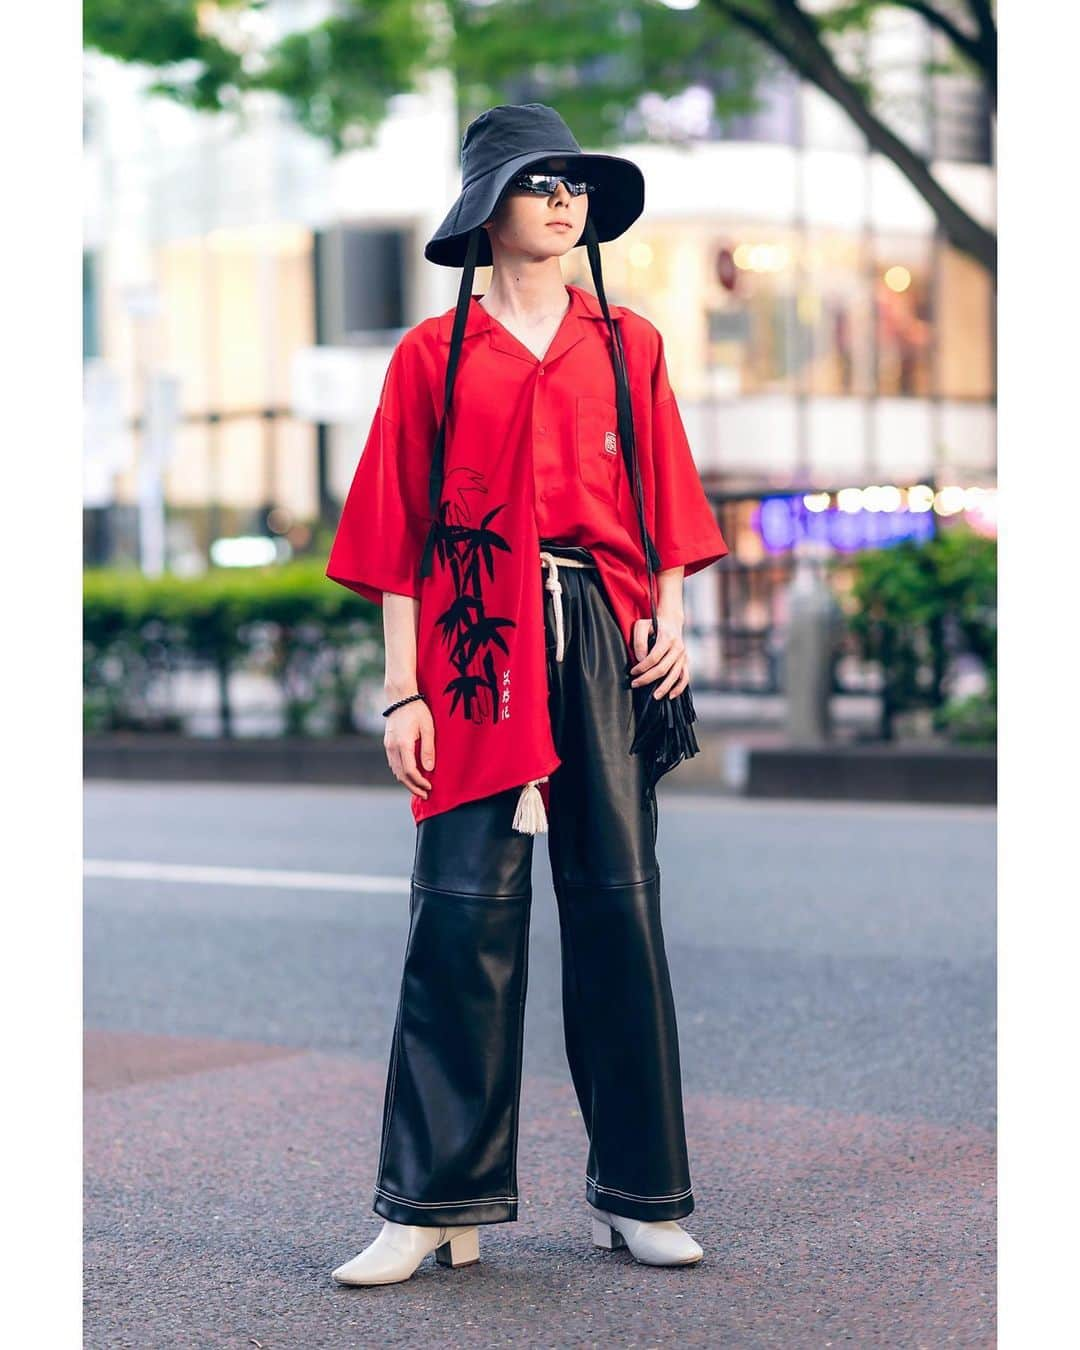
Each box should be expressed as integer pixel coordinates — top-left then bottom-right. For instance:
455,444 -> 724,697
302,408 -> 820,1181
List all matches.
83,2 -> 995,636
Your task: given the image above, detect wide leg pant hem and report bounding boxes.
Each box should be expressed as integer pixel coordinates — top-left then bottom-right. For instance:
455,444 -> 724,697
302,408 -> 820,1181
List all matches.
372,1186 -> 517,1227
585,1176 -> 696,1223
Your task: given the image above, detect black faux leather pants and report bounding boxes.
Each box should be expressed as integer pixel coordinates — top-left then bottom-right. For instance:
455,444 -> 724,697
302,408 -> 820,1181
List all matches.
371,543 -> 694,1227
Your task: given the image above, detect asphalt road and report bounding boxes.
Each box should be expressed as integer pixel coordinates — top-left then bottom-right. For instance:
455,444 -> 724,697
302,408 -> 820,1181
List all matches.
84,781 -> 995,1348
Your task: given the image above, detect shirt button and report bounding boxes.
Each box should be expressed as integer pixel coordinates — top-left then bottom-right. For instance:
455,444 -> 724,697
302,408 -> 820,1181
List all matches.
538,368 -> 545,376
537,425 -> 547,434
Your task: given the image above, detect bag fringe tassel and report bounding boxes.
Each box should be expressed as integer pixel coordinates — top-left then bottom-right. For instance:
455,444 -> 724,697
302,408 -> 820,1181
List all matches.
512,777 -> 550,834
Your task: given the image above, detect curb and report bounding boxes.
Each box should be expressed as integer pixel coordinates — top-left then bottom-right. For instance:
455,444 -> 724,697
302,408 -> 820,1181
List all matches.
83,734 -> 390,786
743,744 -> 996,805
84,734 -> 996,805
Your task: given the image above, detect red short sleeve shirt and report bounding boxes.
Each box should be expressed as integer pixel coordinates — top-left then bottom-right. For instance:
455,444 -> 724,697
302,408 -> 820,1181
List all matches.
327,282 -> 730,823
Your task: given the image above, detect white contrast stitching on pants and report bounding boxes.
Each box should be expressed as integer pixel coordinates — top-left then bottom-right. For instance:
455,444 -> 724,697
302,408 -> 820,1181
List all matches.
374,1185 -> 517,1206
587,1175 -> 695,1201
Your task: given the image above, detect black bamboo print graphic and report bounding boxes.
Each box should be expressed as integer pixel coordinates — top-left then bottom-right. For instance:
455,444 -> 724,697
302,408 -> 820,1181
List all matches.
430,467 -> 516,725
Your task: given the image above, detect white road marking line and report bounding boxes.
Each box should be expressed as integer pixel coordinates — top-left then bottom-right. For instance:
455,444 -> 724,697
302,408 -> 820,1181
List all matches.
83,860 -> 411,894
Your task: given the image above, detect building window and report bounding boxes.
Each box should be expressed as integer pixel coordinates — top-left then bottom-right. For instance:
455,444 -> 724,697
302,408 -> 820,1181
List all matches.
712,67 -> 801,146
83,251 -> 101,361
802,231 -> 875,396
705,229 -> 802,395
342,227 -> 407,335
82,96 -> 99,147
873,236 -> 933,397
937,245 -> 994,399
932,74 -> 993,164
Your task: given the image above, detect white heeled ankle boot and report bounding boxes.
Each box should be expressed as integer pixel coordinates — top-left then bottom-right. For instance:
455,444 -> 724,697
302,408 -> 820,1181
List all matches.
590,1205 -> 703,1266
332,1220 -> 480,1286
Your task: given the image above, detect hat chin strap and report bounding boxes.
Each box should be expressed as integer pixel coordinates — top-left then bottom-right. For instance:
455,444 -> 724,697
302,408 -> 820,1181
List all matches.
419,224 -> 481,579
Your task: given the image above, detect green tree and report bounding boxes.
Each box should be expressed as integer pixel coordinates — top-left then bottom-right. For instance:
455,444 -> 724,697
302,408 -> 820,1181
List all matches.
84,0 -> 995,273
843,524 -> 996,742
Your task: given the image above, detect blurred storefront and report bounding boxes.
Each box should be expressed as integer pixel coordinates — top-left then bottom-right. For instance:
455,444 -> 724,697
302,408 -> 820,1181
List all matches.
83,3 -> 994,683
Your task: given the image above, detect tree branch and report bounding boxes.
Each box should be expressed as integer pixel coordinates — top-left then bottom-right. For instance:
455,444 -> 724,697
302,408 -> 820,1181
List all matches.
889,0 -> 995,101
891,1 -> 992,81
965,0 -> 997,49
715,0 -> 996,274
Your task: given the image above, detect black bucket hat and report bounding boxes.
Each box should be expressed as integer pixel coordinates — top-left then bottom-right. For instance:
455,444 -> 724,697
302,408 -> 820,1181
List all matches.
424,102 -> 645,268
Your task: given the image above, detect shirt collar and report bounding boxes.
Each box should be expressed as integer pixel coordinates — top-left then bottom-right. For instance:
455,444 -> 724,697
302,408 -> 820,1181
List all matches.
436,283 -> 626,364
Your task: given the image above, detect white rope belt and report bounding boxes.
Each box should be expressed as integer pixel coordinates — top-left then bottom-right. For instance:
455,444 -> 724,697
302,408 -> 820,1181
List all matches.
512,549 -> 596,837
539,549 -> 594,664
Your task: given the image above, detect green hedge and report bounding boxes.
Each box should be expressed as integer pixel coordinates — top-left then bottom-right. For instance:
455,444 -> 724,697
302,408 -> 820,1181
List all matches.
840,524 -> 996,743
85,526 -> 997,745
83,562 -> 383,736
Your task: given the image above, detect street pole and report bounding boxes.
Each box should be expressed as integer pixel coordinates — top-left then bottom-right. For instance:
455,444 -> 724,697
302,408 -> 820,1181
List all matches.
124,282 -> 165,575
784,539 -> 841,745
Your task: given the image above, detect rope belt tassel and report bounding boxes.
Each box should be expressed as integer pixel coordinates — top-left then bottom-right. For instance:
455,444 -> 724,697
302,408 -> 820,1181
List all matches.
512,776 -> 549,833
511,550 -> 596,835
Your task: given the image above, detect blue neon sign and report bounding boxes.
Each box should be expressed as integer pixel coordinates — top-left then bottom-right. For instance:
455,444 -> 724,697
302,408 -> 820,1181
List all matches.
754,495 -> 937,554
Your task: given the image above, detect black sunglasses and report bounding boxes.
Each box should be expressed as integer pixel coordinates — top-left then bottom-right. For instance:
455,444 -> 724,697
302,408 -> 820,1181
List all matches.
508,172 -> 597,197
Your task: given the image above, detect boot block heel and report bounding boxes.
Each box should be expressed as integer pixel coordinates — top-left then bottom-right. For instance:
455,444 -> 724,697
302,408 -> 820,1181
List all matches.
591,1216 -> 627,1250
434,1226 -> 480,1268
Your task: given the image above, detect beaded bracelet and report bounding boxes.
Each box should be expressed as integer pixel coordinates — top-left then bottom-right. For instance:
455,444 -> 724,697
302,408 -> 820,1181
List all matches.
382,691 -> 426,718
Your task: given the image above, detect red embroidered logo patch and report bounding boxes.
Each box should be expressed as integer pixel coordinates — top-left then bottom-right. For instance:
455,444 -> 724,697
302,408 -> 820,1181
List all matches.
603,431 -> 617,455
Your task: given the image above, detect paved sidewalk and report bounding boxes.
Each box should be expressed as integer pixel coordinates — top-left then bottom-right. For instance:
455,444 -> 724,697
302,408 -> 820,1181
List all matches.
84,782 -> 995,1348
85,1034 -> 993,1348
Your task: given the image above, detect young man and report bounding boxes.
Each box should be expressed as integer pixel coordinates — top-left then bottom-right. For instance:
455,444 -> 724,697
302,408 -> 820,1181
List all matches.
327,103 -> 729,1285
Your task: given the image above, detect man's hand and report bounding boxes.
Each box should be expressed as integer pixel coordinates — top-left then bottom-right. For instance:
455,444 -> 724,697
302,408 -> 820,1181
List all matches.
385,698 -> 435,799
630,611 -> 689,699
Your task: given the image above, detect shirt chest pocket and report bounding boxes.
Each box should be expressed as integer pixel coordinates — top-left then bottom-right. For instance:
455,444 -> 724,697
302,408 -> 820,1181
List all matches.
575,395 -> 622,504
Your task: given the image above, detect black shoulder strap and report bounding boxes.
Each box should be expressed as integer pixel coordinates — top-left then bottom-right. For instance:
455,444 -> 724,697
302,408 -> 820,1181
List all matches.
419,225 -> 480,579
584,216 -> 661,633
